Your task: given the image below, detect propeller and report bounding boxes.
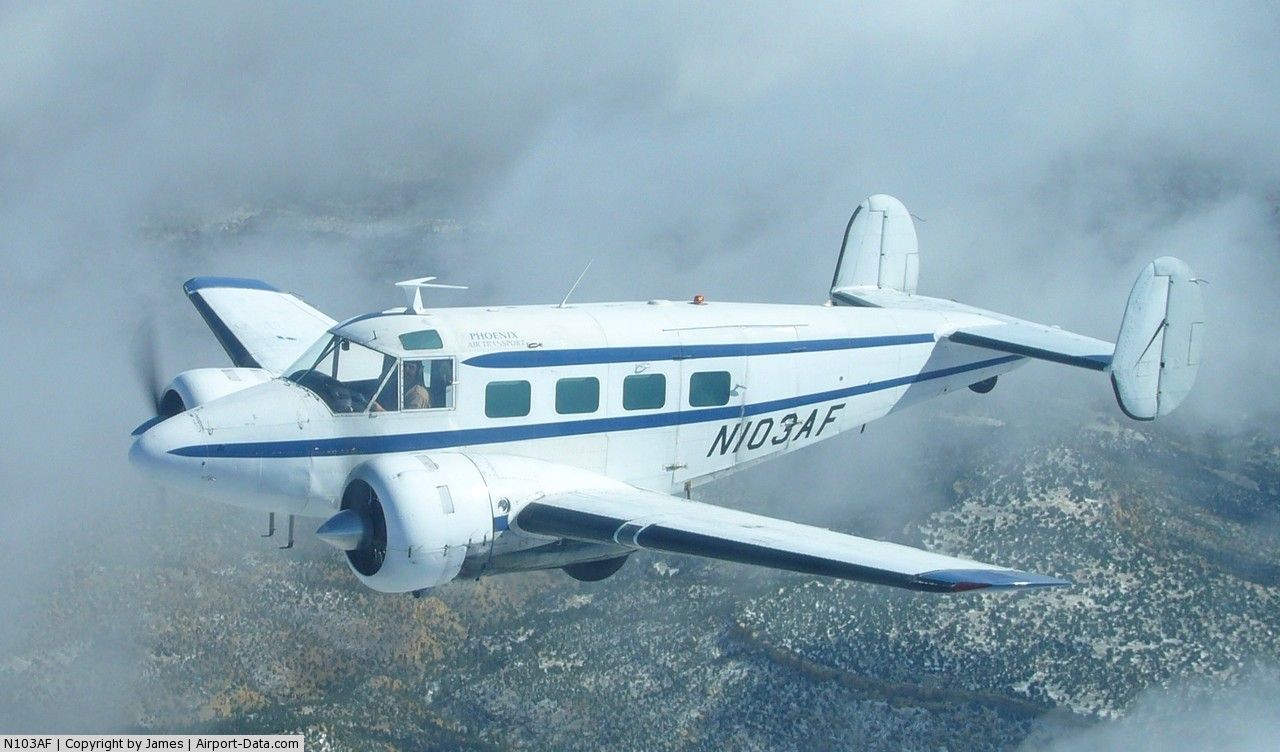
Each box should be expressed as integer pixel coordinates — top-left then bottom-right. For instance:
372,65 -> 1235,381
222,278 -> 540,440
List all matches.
323,485 -> 388,576
132,317 -> 164,416
130,317 -> 184,436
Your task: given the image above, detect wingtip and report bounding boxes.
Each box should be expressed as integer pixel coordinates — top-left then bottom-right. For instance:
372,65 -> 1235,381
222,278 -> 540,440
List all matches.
183,276 -> 280,295
914,568 -> 1070,593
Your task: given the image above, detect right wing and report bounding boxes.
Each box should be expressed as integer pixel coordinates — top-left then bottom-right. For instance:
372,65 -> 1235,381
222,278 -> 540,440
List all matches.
183,277 -> 336,375
513,487 -> 1066,593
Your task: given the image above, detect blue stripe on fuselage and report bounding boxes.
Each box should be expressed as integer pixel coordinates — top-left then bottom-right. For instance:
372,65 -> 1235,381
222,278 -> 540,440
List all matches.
462,333 -> 936,368
169,355 -> 1020,459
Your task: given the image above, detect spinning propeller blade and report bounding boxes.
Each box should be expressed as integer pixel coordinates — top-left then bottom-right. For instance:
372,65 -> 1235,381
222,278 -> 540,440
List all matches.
132,317 -> 163,415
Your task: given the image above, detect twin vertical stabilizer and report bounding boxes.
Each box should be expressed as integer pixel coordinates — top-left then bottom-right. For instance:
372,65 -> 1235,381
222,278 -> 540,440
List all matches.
830,194 -> 919,296
828,194 -> 1206,421
1111,257 -> 1205,420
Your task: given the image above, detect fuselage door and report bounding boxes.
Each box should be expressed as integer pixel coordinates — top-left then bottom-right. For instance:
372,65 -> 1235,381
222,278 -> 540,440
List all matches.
672,327 -> 747,486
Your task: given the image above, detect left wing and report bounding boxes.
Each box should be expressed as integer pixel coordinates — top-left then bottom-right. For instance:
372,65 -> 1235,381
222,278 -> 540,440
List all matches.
183,277 -> 336,375
513,488 -> 1066,593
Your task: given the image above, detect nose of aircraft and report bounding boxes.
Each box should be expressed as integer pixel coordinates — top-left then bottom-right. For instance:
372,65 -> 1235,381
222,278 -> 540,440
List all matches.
129,413 -> 204,490
128,379 -> 312,508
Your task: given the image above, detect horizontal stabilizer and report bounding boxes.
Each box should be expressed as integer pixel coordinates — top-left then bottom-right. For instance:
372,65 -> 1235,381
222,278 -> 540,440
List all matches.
835,287 -> 1116,372
514,488 -> 1066,593
826,198 -> 1203,420
183,277 -> 336,375
1111,257 -> 1205,420
949,322 -> 1113,371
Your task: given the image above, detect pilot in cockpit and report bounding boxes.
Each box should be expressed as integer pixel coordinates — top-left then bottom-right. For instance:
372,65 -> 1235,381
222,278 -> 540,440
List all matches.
402,359 -> 432,410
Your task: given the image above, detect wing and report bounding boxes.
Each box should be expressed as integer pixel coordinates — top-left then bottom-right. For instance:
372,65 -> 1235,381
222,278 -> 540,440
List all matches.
513,488 -> 1066,592
183,277 -> 336,375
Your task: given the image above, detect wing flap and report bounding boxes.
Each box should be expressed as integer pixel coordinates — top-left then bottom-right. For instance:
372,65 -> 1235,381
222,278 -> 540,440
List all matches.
183,277 -> 336,375
514,490 -> 1066,593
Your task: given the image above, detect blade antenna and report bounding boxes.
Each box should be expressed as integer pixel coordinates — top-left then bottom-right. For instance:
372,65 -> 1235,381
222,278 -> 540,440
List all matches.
559,259 -> 594,309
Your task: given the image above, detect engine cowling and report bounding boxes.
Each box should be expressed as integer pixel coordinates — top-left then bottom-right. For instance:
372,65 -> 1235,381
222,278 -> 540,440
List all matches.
322,453 -> 493,593
162,367 -> 273,413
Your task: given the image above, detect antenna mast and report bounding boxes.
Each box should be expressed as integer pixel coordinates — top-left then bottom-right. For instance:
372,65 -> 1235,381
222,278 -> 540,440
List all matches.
395,276 -> 468,313
558,259 -> 594,309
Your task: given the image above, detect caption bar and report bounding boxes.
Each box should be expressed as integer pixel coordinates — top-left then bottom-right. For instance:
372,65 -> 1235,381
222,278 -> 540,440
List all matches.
2,737 -> 302,751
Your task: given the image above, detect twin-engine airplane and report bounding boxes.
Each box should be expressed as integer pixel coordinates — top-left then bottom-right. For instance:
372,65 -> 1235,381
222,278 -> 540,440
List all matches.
130,195 -> 1205,596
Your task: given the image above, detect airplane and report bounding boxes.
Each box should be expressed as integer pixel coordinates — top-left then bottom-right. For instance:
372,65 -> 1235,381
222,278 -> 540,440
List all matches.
129,194 -> 1205,596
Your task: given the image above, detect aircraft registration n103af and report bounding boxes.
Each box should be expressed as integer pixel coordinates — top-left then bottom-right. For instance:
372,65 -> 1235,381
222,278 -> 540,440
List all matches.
130,195 -> 1205,596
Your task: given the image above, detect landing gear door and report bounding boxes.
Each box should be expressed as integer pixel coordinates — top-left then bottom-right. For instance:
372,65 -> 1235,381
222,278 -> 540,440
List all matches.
672,328 -> 747,486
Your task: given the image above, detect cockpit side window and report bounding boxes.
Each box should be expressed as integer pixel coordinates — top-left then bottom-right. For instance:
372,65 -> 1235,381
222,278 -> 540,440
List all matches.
286,335 -> 397,414
401,357 -> 455,410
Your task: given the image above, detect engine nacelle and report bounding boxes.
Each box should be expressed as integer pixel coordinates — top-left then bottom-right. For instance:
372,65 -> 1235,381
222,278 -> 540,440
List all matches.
333,454 -> 493,593
162,367 -> 273,414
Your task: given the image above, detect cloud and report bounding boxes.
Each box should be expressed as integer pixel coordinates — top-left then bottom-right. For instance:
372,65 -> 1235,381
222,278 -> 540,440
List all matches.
1024,667 -> 1280,752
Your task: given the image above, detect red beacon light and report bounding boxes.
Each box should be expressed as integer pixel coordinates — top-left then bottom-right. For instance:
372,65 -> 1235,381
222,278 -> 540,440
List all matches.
692,294 -> 706,305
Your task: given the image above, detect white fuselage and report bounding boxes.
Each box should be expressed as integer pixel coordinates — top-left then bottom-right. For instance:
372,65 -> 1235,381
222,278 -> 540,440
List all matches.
131,299 -> 1024,523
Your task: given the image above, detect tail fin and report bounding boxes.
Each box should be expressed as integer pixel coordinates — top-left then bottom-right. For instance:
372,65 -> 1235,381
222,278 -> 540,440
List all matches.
824,196 -> 1205,421
830,194 -> 919,297
1111,257 -> 1206,420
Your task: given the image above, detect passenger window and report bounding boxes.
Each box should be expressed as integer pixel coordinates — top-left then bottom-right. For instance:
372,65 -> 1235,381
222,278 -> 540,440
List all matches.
401,358 -> 455,410
689,371 -> 731,407
623,374 -> 666,410
556,377 -> 600,415
486,380 -> 531,418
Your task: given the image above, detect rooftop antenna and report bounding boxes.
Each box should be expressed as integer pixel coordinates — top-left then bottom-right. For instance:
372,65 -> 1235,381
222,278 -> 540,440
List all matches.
558,259 -> 593,309
395,276 -> 468,314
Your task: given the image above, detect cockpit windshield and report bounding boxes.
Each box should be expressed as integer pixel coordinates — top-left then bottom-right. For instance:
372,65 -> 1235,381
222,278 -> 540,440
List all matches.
285,335 -> 397,414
